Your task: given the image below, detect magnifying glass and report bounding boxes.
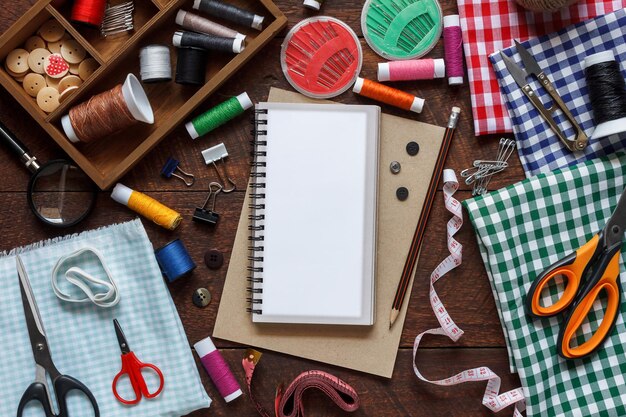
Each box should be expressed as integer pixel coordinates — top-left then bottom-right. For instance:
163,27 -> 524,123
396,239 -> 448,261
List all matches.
0,121 -> 97,228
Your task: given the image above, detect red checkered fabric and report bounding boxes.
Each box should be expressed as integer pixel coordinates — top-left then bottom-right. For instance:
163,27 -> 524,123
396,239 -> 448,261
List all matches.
457,0 -> 625,136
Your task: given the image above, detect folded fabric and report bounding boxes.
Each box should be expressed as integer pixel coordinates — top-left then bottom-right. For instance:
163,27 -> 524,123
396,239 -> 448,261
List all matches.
457,0 -> 625,136
463,153 -> 626,417
490,8 -> 626,177
1,219 -> 211,417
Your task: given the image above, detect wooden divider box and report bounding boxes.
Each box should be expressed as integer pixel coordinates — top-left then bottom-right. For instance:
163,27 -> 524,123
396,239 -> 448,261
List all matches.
0,0 -> 287,189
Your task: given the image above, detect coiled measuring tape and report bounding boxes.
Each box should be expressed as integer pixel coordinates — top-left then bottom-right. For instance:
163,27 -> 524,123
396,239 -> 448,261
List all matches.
412,169 -> 526,416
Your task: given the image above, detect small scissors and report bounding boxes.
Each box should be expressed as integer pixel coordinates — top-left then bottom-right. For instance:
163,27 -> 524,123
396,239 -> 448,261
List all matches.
112,319 -> 164,405
525,187 -> 626,359
16,255 -> 100,417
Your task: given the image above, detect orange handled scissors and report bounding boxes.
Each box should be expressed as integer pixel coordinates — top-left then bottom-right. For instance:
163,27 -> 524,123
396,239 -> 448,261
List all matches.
112,319 -> 164,405
525,187 -> 626,360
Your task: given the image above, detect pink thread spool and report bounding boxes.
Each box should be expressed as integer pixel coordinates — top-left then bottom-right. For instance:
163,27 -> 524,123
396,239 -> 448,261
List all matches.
194,336 -> 242,402
443,15 -> 464,86
378,58 -> 445,82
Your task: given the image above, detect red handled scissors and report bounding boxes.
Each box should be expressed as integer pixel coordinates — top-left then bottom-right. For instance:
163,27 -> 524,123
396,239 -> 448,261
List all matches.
525,187 -> 626,359
112,319 -> 164,405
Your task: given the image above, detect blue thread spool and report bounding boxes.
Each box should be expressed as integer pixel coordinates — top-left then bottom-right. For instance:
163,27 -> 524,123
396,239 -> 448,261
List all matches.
154,239 -> 196,282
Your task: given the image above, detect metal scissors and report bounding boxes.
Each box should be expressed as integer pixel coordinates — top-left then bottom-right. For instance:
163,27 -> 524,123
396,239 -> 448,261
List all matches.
501,40 -> 588,152
112,319 -> 164,405
16,256 -> 100,417
525,187 -> 626,359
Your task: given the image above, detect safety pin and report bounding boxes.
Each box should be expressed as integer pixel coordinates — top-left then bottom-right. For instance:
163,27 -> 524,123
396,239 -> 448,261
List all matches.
201,142 -> 237,193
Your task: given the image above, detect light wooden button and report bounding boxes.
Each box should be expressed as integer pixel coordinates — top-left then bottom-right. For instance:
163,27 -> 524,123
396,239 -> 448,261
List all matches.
28,48 -> 51,74
61,40 -> 86,64
58,75 -> 82,93
5,62 -> 26,79
25,36 -> 46,52
59,85 -> 79,103
37,86 -> 60,113
47,39 -> 65,54
69,62 -> 80,75
44,53 -> 69,78
78,58 -> 98,80
23,73 -> 47,97
46,74 -> 61,89
39,20 -> 65,42
6,48 -> 30,75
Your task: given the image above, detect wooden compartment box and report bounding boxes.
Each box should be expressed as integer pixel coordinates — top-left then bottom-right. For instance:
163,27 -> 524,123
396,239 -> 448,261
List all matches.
0,0 -> 287,189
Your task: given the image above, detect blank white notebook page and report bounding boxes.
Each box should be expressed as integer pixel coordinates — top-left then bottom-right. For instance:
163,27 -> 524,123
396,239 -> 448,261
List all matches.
258,103 -> 379,324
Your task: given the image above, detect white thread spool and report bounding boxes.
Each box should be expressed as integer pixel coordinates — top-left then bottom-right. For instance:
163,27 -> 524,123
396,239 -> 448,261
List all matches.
139,45 -> 172,83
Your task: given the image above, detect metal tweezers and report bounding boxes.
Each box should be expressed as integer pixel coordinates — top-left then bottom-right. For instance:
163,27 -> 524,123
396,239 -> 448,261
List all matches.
501,40 -> 588,152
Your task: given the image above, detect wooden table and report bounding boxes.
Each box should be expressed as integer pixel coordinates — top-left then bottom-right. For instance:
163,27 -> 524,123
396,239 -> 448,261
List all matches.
0,1 -> 526,415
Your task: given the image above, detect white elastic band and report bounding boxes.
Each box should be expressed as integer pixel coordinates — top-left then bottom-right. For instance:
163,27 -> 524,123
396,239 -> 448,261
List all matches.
51,247 -> 120,308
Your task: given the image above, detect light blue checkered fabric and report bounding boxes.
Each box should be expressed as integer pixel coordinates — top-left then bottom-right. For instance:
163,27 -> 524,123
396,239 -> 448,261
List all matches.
490,8 -> 626,177
2,219 -> 211,417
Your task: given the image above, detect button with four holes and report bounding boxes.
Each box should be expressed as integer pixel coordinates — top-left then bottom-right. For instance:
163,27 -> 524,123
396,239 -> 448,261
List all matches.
193,288 -> 212,308
204,249 -> 224,270
396,186 -> 409,201
406,141 -> 420,156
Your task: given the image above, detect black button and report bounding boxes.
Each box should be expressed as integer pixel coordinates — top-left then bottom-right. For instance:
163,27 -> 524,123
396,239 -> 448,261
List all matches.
406,141 -> 419,156
204,249 -> 224,269
193,288 -> 212,308
396,187 -> 409,201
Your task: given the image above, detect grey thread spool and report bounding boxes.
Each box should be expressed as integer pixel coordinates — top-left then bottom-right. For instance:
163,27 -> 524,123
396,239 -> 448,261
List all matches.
584,50 -> 626,140
139,45 -> 172,83
173,31 -> 245,54
175,47 -> 208,86
192,0 -> 264,30
176,10 -> 246,41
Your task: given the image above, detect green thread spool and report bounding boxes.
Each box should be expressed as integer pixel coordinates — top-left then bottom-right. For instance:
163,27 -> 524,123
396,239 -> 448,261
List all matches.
185,92 -> 253,139
361,0 -> 443,60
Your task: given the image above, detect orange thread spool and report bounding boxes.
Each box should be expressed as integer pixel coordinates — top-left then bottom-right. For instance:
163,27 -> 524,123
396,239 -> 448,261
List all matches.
353,77 -> 424,113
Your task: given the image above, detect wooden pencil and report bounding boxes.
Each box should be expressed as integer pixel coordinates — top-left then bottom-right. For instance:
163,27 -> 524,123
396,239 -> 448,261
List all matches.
389,106 -> 461,328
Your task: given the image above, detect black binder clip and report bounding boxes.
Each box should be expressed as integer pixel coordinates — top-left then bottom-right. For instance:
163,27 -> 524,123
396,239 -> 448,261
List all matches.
161,157 -> 195,186
201,143 -> 236,193
193,182 -> 222,225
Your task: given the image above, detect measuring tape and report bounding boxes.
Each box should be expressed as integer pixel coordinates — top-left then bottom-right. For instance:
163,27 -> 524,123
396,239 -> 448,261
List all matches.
412,169 -> 526,416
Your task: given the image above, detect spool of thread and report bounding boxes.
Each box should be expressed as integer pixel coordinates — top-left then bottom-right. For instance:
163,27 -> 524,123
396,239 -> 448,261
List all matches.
62,74 -> 154,144
71,0 -> 107,27
176,10 -> 246,41
111,183 -> 183,230
584,50 -> 626,140
303,0 -> 324,10
353,77 -> 424,113
186,92 -> 252,139
378,58 -> 445,82
154,239 -> 196,282
139,45 -> 172,83
175,47 -> 208,86
193,0 -> 264,31
173,31 -> 244,54
194,336 -> 242,402
443,15 -> 464,86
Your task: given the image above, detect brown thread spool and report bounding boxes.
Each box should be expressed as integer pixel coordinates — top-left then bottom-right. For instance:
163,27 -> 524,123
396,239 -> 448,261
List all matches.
62,73 -> 153,143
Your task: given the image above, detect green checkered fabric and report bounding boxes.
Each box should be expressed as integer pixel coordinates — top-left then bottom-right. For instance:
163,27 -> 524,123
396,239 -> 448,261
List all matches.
464,152 -> 626,417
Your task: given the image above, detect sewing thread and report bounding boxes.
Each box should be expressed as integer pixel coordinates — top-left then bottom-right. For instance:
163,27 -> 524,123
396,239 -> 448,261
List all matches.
303,0 -> 324,10
176,10 -> 245,41
378,58 -> 445,82
175,47 -> 208,86
139,45 -> 172,83
195,336 -> 243,402
193,0 -> 265,30
443,15 -> 464,85
353,77 -> 424,113
154,239 -> 196,282
173,31 -> 244,54
71,0 -> 107,27
111,183 -> 182,230
186,92 -> 253,139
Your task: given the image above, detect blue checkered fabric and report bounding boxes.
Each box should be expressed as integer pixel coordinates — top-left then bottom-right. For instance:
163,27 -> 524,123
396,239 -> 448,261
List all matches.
490,8 -> 626,177
1,219 -> 211,417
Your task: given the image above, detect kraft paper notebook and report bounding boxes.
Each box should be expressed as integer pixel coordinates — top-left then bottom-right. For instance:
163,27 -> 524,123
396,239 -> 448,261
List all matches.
213,88 -> 445,378
248,102 -> 379,325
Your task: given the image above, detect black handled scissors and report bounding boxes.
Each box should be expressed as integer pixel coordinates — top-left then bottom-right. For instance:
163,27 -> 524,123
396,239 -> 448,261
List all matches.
16,255 -> 100,417
525,188 -> 626,359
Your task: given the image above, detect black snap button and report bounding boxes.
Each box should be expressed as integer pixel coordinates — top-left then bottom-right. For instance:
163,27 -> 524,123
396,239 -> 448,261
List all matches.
396,187 -> 409,201
406,141 -> 419,156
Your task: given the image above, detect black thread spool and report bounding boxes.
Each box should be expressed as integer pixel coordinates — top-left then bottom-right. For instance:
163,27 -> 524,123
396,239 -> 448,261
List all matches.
192,0 -> 265,30
584,50 -> 626,140
175,47 -> 208,86
173,31 -> 245,54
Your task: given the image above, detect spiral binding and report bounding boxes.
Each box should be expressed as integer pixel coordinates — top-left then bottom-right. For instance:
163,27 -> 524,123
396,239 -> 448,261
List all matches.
247,108 -> 268,315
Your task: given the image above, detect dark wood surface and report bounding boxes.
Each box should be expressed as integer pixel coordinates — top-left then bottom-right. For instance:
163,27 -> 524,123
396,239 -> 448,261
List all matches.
0,1 -> 526,415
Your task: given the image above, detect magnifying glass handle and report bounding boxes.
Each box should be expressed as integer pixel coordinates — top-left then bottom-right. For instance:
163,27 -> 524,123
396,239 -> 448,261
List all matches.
0,120 -> 40,173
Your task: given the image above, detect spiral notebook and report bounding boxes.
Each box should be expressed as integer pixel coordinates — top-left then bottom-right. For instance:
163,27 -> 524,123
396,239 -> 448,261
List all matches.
248,102 -> 380,325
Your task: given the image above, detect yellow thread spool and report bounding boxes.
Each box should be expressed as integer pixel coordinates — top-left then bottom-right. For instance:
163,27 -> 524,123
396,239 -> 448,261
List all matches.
111,183 -> 182,230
